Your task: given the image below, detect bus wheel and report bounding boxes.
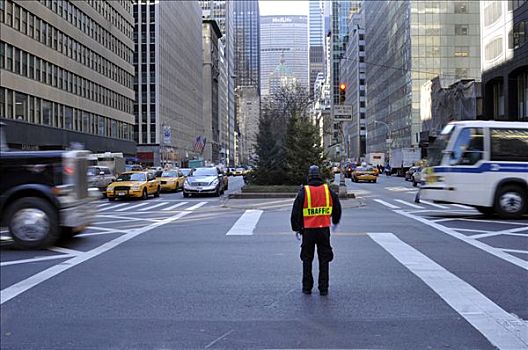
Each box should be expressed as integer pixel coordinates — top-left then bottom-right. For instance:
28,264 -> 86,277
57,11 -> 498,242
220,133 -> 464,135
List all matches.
494,185 -> 526,219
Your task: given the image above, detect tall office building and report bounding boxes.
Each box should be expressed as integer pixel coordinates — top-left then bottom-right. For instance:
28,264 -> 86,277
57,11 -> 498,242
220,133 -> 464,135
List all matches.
481,0 -> 528,120
233,0 -> 260,90
260,15 -> 309,97
0,0 -> 135,154
342,11 -> 366,161
133,1 -> 203,166
200,0 -> 236,165
364,0 -> 481,155
331,0 -> 361,105
309,0 -> 325,97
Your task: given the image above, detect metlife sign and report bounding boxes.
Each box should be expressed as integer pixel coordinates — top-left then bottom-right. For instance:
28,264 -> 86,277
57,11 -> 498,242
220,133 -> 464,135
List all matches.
333,105 -> 353,120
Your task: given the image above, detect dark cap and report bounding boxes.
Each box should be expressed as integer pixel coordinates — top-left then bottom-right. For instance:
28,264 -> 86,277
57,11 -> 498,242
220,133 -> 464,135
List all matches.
308,165 -> 321,180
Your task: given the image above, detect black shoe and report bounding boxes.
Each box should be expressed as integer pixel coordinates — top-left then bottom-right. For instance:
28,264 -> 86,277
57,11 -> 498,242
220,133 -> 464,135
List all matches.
302,289 -> 312,295
319,290 -> 328,296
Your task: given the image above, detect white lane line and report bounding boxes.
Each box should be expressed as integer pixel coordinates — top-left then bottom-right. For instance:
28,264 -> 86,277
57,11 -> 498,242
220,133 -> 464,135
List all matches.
226,210 -> 263,235
48,247 -> 81,255
138,202 -> 169,211
1,254 -> 75,267
395,210 -> 528,271
420,200 -> 449,209
455,218 -> 528,226
502,248 -> 528,255
455,228 -> 493,234
369,232 -> 528,350
1,204 -> 204,305
451,204 -> 474,209
98,203 -> 129,211
430,218 -> 458,223
394,199 -> 424,209
115,202 -> 150,212
96,203 -> 112,208
185,202 -> 208,211
162,202 -> 188,211
373,199 -> 400,209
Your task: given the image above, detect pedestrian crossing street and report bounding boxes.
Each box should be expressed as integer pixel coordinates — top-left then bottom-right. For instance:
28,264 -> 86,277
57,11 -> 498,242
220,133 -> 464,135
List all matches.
372,198 -> 475,211
95,200 -> 205,213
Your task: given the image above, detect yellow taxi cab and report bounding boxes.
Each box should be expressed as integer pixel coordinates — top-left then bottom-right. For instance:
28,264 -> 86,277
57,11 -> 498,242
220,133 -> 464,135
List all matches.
351,166 -> 378,183
106,171 -> 161,201
159,169 -> 185,192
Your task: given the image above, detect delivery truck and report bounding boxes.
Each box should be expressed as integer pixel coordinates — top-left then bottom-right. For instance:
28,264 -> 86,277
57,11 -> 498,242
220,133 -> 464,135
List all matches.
389,148 -> 421,176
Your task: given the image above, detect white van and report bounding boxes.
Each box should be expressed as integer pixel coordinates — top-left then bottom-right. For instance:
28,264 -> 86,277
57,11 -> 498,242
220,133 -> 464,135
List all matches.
420,121 -> 528,219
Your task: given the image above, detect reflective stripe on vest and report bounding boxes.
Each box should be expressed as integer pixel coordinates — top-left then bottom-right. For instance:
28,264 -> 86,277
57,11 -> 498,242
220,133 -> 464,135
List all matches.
303,184 -> 333,228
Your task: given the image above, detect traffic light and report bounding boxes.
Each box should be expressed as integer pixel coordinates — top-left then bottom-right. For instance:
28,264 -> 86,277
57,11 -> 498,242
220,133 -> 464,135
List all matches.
339,83 -> 346,105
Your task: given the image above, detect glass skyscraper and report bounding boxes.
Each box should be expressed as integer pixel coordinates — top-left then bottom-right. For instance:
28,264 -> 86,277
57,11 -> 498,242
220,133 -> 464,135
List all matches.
233,0 -> 260,90
260,15 -> 309,97
364,0 -> 481,154
309,0 -> 325,96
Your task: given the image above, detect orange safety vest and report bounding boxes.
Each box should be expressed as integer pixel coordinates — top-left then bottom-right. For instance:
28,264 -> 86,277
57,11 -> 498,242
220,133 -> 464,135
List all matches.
303,184 -> 333,229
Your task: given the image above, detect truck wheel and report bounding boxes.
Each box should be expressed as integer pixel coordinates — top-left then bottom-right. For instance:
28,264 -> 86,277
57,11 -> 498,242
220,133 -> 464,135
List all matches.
494,185 -> 526,219
6,197 -> 59,249
475,206 -> 494,217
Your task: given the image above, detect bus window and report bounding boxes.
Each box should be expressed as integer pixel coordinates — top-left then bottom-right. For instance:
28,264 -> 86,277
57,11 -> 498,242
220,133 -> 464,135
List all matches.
450,128 -> 484,166
491,128 -> 528,162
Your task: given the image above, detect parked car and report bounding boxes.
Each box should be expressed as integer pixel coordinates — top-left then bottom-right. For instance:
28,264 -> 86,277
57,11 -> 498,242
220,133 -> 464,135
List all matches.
183,167 -> 227,197
351,166 -> 378,183
106,171 -> 160,201
87,166 -> 115,195
159,169 -> 185,192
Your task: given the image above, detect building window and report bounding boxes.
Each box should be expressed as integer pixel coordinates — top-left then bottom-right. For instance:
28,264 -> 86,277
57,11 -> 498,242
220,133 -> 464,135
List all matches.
455,68 -> 469,79
454,46 -> 469,57
492,81 -> 504,118
513,21 -> 526,49
13,47 -> 20,74
484,1 -> 502,26
455,24 -> 469,35
485,37 -> 503,61
519,71 -> 528,119
454,2 -> 468,13
6,89 -> 13,118
42,100 -> 51,125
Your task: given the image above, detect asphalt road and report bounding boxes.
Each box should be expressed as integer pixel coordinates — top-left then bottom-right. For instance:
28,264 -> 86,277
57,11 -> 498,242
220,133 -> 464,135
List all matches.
1,175 -> 527,349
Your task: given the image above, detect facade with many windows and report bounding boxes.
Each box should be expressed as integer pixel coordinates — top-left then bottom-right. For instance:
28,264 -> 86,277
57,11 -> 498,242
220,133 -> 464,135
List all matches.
0,0 -> 135,154
481,0 -> 528,120
133,0 -> 203,167
364,0 -> 481,155
233,0 -> 260,91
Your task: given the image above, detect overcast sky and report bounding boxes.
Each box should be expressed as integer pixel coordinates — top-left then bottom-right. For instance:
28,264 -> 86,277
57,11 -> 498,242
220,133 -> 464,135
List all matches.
259,0 -> 309,16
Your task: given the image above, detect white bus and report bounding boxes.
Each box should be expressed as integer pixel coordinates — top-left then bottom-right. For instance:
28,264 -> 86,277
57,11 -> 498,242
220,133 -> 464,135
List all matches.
420,121 -> 528,219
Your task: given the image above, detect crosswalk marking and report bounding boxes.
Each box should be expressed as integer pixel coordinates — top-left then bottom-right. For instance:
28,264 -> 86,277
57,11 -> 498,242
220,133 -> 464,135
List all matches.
226,210 -> 263,235
115,202 -> 150,212
185,202 -> 208,211
97,203 -> 112,208
394,199 -> 424,209
419,200 -> 449,209
373,199 -> 400,209
162,202 -> 188,211
369,232 -> 528,349
98,203 -> 128,211
138,202 -> 169,211
451,204 -> 474,209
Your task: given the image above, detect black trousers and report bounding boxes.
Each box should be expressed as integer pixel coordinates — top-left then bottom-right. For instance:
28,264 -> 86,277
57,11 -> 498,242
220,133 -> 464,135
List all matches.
300,228 -> 334,291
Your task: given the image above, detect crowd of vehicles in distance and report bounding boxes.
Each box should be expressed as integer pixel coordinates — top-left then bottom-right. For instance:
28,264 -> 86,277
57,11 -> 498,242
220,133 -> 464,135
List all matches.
183,167 -> 228,197
159,169 -> 186,192
0,122 -> 97,249
226,166 -> 252,176
420,121 -> 528,219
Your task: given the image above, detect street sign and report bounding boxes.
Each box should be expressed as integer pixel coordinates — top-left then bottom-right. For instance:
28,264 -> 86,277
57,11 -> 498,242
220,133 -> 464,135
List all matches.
163,126 -> 171,145
333,105 -> 353,120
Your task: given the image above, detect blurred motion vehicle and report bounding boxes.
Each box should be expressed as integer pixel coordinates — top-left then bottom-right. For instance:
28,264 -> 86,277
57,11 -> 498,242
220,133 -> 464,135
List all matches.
331,163 -> 341,174
344,163 -> 357,178
421,121 -> 528,219
87,166 -> 115,195
159,169 -> 185,192
412,167 -> 424,187
351,166 -> 378,183
183,167 -> 227,197
405,166 -> 420,181
180,168 -> 192,177
0,123 -> 96,249
90,152 -> 125,176
234,167 -> 245,176
106,171 -> 161,201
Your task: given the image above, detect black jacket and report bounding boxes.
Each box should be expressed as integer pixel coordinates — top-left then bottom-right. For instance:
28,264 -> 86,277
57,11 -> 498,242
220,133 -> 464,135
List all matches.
290,178 -> 342,232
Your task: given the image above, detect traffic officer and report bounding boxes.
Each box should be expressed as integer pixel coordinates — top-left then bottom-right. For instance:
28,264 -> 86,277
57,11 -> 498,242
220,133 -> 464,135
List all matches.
291,165 -> 342,296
